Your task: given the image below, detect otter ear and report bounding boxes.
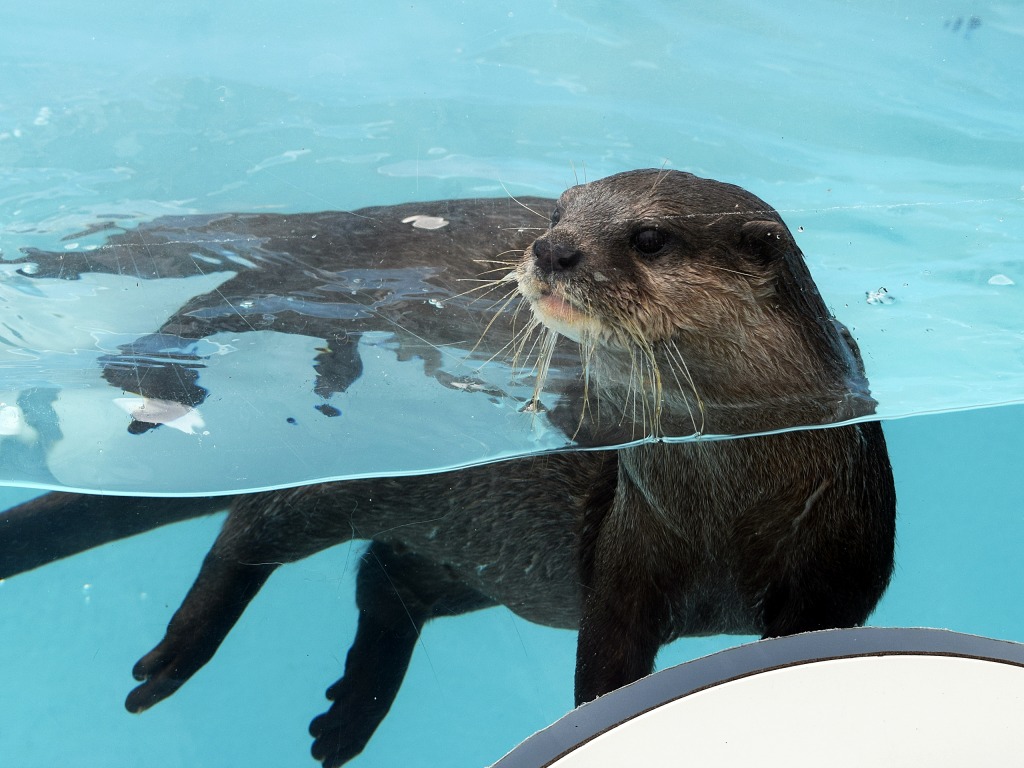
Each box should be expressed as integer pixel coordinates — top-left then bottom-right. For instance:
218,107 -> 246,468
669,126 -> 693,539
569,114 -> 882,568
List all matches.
738,219 -> 796,263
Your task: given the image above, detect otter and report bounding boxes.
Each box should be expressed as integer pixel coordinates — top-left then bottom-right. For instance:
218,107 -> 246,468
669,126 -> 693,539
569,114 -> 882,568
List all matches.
0,169 -> 896,768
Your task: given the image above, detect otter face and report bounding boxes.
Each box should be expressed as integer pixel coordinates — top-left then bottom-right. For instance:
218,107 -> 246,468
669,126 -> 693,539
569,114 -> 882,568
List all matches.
516,169 -> 792,353
512,169 -> 860,438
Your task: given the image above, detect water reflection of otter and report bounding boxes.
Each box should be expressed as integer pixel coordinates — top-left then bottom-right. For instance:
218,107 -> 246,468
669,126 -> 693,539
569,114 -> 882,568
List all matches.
0,170 -> 896,767
12,196 -> 558,434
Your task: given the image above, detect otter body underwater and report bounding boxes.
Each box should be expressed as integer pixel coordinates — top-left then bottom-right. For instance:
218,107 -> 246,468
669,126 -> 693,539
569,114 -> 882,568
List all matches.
0,169 -> 896,767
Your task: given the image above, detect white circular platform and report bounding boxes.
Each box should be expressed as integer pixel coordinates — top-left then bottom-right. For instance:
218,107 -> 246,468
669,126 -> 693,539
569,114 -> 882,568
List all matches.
494,628 -> 1024,767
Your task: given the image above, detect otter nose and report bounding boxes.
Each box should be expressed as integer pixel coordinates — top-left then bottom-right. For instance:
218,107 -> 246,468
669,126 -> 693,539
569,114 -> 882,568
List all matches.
532,236 -> 583,273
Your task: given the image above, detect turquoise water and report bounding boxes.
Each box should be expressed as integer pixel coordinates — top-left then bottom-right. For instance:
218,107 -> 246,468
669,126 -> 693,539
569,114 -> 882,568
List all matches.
2,1 -> 1023,766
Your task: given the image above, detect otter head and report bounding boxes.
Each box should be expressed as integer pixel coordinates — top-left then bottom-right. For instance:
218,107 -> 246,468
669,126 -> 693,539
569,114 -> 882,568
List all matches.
515,169 -> 872,437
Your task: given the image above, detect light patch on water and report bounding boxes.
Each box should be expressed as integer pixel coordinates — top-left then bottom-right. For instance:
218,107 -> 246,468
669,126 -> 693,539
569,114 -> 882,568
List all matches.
113,397 -> 207,434
402,214 -> 450,230
314,153 -> 391,165
865,287 -> 895,305
191,252 -> 223,265
246,149 -> 312,174
221,252 -> 259,268
547,77 -> 587,94
32,107 -> 52,127
0,403 -> 38,442
988,274 -> 1015,286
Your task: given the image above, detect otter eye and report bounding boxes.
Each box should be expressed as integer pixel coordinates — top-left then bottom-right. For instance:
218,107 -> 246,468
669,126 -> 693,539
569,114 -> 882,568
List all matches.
632,228 -> 668,256
550,207 -> 562,227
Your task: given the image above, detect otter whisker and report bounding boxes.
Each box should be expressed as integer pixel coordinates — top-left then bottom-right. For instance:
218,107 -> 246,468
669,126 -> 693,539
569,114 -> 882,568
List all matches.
475,303 -> 544,383
500,185 -> 551,221
648,165 -> 672,196
665,339 -> 706,435
467,261 -> 521,275
660,341 -> 698,432
623,345 -> 638,438
458,272 -> 518,287
630,334 -> 653,418
466,287 -> 528,359
514,317 -> 546,374
614,323 -> 663,440
471,258 -> 521,268
529,327 -> 560,409
569,332 -> 598,441
703,264 -> 760,279
453,276 -> 517,297
473,308 -> 540,372
563,291 -> 605,437
622,343 -> 648,441
641,343 -> 661,438
475,248 -> 526,263
450,274 -> 517,303
568,160 -> 590,188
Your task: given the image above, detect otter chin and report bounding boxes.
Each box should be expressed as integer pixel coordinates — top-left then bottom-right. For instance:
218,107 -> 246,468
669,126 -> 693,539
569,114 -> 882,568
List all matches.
522,288 -> 602,342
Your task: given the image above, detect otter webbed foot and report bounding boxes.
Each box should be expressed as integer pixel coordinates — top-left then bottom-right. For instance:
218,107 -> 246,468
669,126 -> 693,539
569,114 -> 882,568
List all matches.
307,651 -> 415,768
125,554 -> 277,713
309,541 -> 493,767
126,642 -> 195,712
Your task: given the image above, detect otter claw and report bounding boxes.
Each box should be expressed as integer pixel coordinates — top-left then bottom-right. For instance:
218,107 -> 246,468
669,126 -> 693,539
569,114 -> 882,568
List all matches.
309,707 -> 366,768
123,643 -> 197,713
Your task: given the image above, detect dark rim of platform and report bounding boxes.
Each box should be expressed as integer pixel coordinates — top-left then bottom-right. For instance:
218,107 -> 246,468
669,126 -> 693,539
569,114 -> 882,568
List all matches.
492,627 -> 1024,768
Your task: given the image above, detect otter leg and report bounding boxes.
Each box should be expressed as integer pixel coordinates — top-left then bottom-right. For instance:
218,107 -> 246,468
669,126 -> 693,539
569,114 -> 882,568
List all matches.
758,536 -> 894,639
310,541 -> 494,768
125,488 -> 344,713
758,426 -> 896,638
125,549 -> 277,713
574,583 -> 664,706
572,461 -> 656,706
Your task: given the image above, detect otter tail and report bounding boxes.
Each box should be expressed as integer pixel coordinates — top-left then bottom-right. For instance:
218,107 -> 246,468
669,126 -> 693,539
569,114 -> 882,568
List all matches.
0,492 -> 228,578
